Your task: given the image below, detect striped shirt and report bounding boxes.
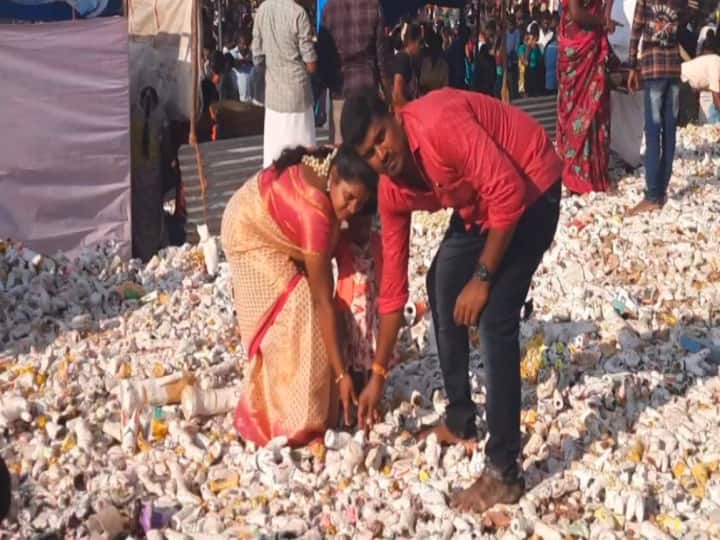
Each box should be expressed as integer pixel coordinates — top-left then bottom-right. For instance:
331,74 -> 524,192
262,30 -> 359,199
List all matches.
252,0 -> 317,113
628,0 -> 686,80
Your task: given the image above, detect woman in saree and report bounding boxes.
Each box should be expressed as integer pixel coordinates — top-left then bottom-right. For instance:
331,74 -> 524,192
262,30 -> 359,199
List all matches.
556,0 -> 615,194
221,145 -> 378,447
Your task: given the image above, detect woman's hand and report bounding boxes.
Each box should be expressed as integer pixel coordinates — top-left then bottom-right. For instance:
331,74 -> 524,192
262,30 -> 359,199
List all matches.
357,374 -> 385,429
603,14 -> 617,34
338,374 -> 358,426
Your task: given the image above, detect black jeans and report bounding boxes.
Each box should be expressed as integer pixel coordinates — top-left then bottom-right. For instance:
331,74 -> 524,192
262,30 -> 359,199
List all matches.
427,181 -> 561,476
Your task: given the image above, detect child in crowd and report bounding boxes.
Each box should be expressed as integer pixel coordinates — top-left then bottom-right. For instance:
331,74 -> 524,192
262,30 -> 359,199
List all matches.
519,25 -> 544,96
334,202 -> 400,386
232,30 -> 255,102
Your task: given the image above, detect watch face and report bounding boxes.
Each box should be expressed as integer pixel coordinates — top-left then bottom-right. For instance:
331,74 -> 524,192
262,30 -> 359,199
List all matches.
475,264 -> 490,280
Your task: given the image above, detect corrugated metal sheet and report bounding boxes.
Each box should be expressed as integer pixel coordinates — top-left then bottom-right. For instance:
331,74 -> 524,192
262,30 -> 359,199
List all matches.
179,95 -> 557,244
179,130 -> 330,243
514,94 -> 558,140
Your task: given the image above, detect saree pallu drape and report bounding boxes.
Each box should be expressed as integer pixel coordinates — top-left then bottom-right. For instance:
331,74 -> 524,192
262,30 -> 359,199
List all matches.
220,167 -> 339,447
556,3 -> 611,194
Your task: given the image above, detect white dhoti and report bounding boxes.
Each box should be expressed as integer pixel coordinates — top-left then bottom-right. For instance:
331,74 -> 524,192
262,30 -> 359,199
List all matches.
263,106 -> 316,168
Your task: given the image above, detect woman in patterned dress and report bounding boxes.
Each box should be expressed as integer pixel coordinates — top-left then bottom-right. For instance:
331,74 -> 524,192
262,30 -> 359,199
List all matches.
221,146 -> 377,446
556,0 -> 615,193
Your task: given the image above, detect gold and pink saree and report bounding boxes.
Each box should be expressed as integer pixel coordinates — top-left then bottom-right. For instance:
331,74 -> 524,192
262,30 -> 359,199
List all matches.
221,165 -> 340,447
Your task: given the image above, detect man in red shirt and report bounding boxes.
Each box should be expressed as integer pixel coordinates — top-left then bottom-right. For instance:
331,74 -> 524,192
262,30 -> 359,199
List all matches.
341,88 -> 563,511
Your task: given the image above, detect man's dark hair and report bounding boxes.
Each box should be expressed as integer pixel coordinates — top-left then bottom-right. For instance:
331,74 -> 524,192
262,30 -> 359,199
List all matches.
340,91 -> 389,147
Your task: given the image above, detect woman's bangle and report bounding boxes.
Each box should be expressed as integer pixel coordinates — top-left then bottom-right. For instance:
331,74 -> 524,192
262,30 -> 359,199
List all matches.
371,362 -> 389,380
335,372 -> 347,385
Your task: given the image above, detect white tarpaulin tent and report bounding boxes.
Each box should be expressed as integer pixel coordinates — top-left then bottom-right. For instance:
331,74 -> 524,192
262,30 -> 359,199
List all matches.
128,0 -> 198,122
608,0 -> 645,168
0,17 -> 131,257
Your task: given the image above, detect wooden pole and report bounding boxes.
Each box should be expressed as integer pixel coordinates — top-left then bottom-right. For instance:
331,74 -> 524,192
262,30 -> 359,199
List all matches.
190,0 -> 199,148
189,0 -> 210,226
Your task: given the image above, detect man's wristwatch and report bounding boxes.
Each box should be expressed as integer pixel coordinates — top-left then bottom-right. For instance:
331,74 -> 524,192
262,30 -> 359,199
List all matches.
473,262 -> 491,282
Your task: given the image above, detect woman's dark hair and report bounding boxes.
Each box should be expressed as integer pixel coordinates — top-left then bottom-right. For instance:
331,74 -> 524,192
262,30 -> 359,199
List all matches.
361,196 -> 378,216
273,145 -> 378,192
333,145 -> 378,192
340,91 -> 390,148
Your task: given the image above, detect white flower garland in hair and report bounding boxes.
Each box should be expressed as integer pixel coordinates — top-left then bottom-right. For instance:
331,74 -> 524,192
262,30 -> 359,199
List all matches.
301,147 -> 338,181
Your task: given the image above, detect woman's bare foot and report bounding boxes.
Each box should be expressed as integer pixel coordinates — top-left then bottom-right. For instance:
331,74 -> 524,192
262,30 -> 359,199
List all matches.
418,424 -> 477,454
451,469 -> 525,513
626,199 -> 662,216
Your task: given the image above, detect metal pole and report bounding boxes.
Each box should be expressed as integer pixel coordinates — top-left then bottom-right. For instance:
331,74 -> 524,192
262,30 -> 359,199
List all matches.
217,0 -> 223,50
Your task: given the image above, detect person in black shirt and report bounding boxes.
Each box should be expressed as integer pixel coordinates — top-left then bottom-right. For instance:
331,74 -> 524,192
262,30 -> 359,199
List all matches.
391,23 -> 423,110
447,25 -> 470,89
472,34 -> 497,96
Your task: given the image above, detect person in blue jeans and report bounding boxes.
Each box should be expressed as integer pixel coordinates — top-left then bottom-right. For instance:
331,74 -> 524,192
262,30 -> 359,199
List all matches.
626,0 -> 687,215
543,33 -> 558,94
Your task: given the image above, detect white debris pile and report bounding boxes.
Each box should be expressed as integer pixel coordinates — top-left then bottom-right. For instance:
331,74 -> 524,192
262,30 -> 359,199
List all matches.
0,124 -> 719,539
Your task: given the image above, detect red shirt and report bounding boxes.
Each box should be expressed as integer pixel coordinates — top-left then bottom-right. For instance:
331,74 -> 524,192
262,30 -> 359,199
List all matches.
378,89 -> 562,315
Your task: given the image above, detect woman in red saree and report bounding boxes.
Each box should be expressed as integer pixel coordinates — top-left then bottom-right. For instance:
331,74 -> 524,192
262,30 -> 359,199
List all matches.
556,0 -> 614,193
221,146 -> 377,447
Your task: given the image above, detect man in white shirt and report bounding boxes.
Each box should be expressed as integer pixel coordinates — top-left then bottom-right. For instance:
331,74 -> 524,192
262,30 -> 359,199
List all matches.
537,13 -> 555,53
253,0 -> 318,166
681,36 -> 720,124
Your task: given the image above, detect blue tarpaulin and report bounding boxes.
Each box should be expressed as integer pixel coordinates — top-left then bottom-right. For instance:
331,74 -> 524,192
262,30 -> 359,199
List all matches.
0,0 -> 121,21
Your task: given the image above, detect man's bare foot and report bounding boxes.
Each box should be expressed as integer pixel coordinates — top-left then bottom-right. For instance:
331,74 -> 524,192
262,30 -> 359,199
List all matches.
418,424 -> 477,454
452,468 -> 525,513
626,199 -> 661,216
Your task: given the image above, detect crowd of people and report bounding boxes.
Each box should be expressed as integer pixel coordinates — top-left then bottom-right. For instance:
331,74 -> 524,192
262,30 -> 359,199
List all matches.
211,0 -> 720,514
